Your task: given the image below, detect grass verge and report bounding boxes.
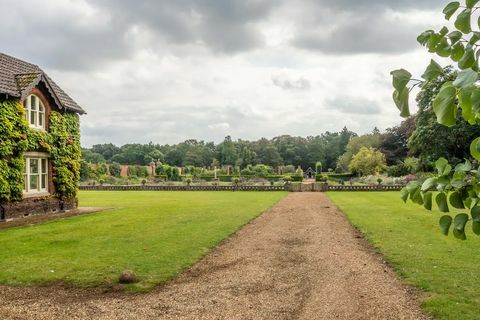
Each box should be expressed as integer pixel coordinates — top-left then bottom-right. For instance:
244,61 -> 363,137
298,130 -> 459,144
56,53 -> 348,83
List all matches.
327,191 -> 480,320
0,191 -> 286,291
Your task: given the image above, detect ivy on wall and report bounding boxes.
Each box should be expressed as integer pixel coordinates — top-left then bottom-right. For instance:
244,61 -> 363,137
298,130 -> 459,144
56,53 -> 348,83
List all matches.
0,99 -> 28,201
0,98 -> 81,202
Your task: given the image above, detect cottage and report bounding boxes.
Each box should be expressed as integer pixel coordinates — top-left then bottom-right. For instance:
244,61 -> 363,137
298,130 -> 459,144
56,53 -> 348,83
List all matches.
0,53 -> 85,220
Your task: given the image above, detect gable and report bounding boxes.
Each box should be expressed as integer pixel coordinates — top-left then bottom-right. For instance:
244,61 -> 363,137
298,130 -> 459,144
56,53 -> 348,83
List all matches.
0,53 -> 85,114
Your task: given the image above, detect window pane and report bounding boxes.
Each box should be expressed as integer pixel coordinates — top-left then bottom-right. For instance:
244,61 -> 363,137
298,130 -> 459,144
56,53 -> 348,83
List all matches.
30,111 -> 36,125
41,174 -> 47,189
30,175 -> 38,190
30,159 -> 38,174
31,96 -> 37,110
41,159 -> 47,174
39,112 -> 43,126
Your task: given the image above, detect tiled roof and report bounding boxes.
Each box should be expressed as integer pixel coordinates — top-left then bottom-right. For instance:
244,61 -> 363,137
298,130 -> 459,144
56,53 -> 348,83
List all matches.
0,53 -> 85,114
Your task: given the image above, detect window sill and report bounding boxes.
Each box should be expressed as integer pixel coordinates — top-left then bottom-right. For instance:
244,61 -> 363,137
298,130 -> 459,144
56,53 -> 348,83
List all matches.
23,191 -> 50,199
28,127 -> 46,132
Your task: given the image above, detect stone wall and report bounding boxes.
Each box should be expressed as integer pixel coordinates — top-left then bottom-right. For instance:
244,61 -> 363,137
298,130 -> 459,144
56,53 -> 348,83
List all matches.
0,197 -> 77,221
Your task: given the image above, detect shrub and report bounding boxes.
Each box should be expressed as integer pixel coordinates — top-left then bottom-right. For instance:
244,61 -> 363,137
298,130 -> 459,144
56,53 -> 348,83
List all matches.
316,174 -> 328,182
349,147 -> 387,176
282,165 -> 296,174
387,163 -> 410,177
109,162 -> 121,177
291,175 -> 303,182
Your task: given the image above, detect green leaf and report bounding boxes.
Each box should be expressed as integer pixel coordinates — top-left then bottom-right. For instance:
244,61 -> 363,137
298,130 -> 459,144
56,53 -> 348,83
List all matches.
470,31 -> 480,44
418,30 -> 434,46
436,192 -> 450,212
451,42 -> 465,61
466,0 -> 480,8
470,137 -> 480,160
391,69 -> 412,92
439,215 -> 453,235
432,82 -> 458,127
471,206 -> 480,221
448,30 -> 463,44
459,46 -> 476,69
423,191 -> 433,210
455,159 -> 472,172
428,33 -> 443,52
459,86 -> 476,124
436,157 -> 451,175
472,88 -> 480,114
455,8 -> 472,34
444,2 -> 461,19
400,187 -> 409,203
453,213 -> 469,240
422,60 -> 444,81
410,188 -> 424,205
472,221 -> 480,235
450,191 -> 465,209
436,38 -> 451,57
393,88 -> 410,118
453,68 -> 478,88
421,177 -> 437,191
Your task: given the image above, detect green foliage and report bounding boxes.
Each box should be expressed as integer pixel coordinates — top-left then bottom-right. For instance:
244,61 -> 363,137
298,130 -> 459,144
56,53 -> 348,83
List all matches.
108,162 -> 121,177
391,0 -> 480,238
0,99 -> 29,201
348,147 -> 387,176
337,133 -> 381,172
315,161 -> 322,173
316,174 -> 328,182
48,111 -> 81,200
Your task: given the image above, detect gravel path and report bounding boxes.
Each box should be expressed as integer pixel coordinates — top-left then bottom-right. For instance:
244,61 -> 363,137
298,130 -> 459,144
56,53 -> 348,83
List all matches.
0,193 -> 429,320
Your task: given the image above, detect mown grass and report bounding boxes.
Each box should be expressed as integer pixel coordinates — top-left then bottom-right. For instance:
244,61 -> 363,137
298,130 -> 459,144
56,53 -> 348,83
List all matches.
327,191 -> 480,320
0,191 -> 286,291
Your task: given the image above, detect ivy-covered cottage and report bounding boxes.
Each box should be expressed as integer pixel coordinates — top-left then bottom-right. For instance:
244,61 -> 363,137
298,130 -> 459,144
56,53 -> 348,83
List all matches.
0,53 -> 85,221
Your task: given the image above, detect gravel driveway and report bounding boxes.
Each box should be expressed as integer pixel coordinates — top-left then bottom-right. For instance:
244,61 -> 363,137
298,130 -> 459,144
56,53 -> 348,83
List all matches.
0,193 -> 429,320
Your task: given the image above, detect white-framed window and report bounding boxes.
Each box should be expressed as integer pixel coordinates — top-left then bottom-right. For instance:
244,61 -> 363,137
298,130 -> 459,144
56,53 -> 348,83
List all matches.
23,157 -> 48,194
24,94 -> 45,129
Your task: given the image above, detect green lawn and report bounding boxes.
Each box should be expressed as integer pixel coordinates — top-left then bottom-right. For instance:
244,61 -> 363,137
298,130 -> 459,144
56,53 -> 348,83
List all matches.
0,191 -> 286,290
327,192 -> 480,320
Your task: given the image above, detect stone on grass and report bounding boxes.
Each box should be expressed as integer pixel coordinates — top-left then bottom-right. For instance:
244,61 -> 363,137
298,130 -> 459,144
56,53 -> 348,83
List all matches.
119,270 -> 138,284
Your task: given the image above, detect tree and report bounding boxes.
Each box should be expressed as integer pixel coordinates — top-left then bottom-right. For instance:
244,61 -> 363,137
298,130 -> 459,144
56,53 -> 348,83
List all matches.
407,67 -> 480,170
391,0 -> 480,239
337,133 -> 381,172
219,136 -> 237,165
380,117 -> 416,165
81,149 -> 105,164
348,147 -> 386,176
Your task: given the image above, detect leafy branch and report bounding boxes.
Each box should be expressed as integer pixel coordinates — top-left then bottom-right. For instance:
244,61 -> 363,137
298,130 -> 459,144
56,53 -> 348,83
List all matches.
391,0 -> 480,239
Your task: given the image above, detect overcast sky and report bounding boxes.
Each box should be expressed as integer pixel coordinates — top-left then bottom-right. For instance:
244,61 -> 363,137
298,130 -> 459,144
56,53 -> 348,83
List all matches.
1,0 -> 446,147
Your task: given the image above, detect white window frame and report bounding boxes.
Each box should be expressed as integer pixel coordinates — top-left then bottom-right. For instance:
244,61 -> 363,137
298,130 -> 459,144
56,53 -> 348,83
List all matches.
23,156 -> 49,195
24,94 -> 46,130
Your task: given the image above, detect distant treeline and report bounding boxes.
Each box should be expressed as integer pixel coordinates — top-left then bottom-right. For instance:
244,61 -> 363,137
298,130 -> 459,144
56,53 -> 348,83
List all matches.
82,125 -> 408,172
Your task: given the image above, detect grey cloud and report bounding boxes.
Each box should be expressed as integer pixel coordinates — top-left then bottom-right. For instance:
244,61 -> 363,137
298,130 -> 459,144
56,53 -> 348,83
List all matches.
293,15 -> 419,54
0,0 -> 283,70
272,75 -> 311,91
327,97 -> 381,115
81,104 -> 269,146
310,0 -> 441,11
290,0 -> 441,54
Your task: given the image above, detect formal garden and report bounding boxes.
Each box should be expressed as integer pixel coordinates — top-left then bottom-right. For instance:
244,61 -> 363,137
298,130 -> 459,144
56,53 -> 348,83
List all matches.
4,1 -> 480,319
